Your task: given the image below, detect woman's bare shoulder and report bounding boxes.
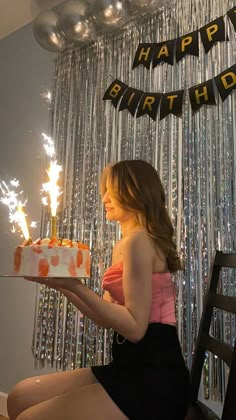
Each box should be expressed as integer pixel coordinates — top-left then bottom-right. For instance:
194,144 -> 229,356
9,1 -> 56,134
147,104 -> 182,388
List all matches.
123,230 -> 152,248
122,230 -> 167,272
121,231 -> 153,259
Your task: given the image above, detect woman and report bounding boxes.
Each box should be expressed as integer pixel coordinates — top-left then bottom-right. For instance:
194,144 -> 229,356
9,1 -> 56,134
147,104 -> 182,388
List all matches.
7,160 -> 190,420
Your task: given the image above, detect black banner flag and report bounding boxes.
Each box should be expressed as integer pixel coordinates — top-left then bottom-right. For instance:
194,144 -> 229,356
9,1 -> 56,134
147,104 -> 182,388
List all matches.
136,93 -> 162,120
214,63 -> 236,101
160,91 -> 185,119
119,88 -> 144,116
175,31 -> 199,63
189,80 -> 216,111
103,79 -> 128,107
152,40 -> 175,66
227,7 -> 236,31
132,44 -> 155,69
200,16 -> 226,53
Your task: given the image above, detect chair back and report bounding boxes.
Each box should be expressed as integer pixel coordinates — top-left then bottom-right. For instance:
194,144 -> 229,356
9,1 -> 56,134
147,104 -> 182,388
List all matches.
188,250 -> 236,420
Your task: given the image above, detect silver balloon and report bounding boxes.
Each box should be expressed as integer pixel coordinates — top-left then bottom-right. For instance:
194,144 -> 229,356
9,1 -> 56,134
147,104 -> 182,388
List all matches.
33,10 -> 66,52
60,0 -> 95,43
92,0 -> 129,29
129,0 -> 162,12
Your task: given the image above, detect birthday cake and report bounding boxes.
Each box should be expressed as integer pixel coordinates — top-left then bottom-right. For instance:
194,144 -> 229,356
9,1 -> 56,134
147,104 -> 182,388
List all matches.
13,238 -> 90,278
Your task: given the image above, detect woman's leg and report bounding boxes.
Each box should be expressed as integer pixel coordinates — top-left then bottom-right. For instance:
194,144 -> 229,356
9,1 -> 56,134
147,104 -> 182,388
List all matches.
16,383 -> 128,420
7,367 -> 97,420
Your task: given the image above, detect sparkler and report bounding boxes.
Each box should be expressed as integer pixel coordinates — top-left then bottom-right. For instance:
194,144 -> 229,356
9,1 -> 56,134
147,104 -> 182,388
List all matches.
41,134 -> 62,240
40,89 -> 52,104
0,179 -> 36,241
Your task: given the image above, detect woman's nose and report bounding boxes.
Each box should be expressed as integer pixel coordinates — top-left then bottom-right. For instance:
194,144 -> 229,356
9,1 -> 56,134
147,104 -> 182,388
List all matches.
102,191 -> 110,203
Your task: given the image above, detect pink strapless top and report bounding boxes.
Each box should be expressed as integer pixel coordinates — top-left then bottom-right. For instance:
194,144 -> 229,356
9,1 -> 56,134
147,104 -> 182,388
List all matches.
102,262 -> 176,324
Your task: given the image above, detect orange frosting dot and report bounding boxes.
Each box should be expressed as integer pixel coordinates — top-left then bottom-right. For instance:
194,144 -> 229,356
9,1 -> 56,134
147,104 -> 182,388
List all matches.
51,255 -> 60,266
14,247 -> 22,273
32,246 -> 43,254
38,259 -> 49,276
69,256 -> 77,277
76,250 -> 83,267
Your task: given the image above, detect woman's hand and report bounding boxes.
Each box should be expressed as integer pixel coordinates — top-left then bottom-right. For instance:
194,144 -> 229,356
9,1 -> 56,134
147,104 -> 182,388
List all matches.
23,276 -> 82,291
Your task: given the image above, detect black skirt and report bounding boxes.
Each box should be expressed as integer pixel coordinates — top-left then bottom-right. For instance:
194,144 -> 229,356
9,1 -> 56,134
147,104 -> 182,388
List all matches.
91,323 -> 191,420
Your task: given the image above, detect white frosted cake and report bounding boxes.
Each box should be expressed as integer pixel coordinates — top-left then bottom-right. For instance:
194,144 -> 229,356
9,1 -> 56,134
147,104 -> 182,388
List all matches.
13,238 -> 90,278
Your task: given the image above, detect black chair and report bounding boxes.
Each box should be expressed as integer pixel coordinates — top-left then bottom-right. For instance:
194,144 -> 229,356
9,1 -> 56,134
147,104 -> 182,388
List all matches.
185,250 -> 236,420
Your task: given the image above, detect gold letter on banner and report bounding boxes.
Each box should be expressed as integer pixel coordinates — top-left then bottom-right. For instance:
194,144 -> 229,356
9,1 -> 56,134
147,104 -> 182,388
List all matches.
167,95 -> 178,110
109,84 -> 122,98
138,47 -> 151,62
181,36 -> 193,52
127,92 -> 136,106
195,86 -> 208,104
157,44 -> 169,58
142,96 -> 156,111
206,24 -> 219,41
221,72 -> 236,89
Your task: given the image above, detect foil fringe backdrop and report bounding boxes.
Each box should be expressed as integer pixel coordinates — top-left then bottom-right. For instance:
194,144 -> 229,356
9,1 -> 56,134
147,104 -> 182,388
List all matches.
32,0 -> 236,402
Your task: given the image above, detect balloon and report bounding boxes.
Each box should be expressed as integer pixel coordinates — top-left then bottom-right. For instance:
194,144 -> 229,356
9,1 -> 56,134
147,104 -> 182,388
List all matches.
129,0 -> 161,12
60,0 -> 95,43
92,0 -> 129,29
33,10 -> 66,52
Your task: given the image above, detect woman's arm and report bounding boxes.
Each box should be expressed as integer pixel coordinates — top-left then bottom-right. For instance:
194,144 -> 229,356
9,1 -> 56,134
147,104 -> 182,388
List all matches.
58,288 -> 114,326
58,288 -> 113,323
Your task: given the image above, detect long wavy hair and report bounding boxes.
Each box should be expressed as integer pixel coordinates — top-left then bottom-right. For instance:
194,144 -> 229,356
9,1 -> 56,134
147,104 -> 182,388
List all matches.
100,160 -> 182,273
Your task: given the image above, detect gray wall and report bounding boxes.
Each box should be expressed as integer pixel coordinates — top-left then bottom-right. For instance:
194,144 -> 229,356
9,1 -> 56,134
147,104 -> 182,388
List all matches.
0,23 -> 58,393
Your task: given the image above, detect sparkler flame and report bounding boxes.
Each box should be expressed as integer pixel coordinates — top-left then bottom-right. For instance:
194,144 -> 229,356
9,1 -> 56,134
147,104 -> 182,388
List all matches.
17,203 -> 30,240
41,134 -> 63,239
0,179 -> 37,240
42,133 -> 55,158
41,89 -> 52,104
42,161 -> 62,217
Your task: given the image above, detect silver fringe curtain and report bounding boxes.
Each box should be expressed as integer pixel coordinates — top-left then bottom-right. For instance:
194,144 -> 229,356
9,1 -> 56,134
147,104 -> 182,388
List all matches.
33,0 -> 236,402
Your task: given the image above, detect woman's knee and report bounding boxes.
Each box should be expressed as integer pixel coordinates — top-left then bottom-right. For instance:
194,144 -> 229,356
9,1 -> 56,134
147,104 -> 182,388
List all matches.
7,378 -> 33,420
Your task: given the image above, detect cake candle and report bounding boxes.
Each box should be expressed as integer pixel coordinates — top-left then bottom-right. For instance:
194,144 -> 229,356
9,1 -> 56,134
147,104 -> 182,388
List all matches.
51,215 -> 57,240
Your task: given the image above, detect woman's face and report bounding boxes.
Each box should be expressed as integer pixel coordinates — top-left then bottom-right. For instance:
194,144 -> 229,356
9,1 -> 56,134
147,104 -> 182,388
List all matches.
102,182 -> 133,223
